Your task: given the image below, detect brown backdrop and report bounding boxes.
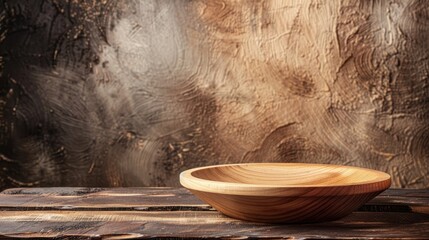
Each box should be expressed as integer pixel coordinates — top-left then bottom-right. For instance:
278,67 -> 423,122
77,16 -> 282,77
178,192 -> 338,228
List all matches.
0,0 -> 428,189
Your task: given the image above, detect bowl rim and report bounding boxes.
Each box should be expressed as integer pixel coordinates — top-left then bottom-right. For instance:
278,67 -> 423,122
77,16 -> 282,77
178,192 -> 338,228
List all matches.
179,163 -> 391,196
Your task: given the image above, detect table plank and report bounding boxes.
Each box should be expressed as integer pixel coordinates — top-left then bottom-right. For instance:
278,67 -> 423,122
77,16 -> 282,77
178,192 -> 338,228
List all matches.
0,188 -> 428,214
0,211 -> 428,239
0,188 -> 428,239
0,187 -> 210,211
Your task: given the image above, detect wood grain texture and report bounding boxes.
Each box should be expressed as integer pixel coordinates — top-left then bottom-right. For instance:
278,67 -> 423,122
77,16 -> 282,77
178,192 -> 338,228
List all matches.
0,187 -> 210,211
0,187 -> 428,239
1,211 -> 429,239
0,0 -> 429,189
180,163 -> 391,223
1,187 -> 427,214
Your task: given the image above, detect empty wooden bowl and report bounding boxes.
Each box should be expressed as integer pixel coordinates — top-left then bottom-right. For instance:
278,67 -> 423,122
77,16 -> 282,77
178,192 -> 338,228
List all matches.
180,163 -> 391,223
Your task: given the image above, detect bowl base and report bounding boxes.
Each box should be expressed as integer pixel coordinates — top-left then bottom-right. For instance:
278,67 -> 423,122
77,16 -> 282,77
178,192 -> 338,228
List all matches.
191,190 -> 381,223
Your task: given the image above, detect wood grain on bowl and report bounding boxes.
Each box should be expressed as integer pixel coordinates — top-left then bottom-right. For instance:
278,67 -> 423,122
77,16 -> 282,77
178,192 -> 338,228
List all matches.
180,163 -> 391,223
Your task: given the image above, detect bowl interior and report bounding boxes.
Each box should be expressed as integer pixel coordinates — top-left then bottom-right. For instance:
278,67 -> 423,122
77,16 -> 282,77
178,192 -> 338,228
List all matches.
190,163 -> 390,186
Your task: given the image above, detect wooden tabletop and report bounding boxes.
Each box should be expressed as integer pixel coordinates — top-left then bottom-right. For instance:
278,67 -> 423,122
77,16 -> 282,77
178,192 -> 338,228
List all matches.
0,188 -> 428,239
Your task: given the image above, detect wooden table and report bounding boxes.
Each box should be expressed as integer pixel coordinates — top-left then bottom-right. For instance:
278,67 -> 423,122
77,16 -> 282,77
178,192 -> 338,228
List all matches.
0,188 -> 428,239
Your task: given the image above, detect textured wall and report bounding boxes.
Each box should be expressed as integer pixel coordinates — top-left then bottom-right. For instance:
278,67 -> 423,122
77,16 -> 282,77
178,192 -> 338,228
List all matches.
0,0 -> 428,189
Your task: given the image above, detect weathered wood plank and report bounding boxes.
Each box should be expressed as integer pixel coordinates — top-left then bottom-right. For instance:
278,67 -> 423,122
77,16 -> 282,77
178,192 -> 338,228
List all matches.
0,188 -> 428,214
0,187 -> 209,211
0,211 -> 428,239
0,188 -> 428,239
3,187 -> 428,198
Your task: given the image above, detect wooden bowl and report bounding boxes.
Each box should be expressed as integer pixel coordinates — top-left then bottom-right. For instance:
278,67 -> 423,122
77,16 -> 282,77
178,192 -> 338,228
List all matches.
180,163 -> 391,223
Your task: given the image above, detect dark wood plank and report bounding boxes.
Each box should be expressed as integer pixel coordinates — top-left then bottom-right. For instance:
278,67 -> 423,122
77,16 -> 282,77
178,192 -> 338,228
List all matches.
0,188 -> 428,239
0,187 -> 210,211
361,189 -> 429,214
0,188 -> 428,214
0,211 -> 428,239
2,187 -> 427,198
